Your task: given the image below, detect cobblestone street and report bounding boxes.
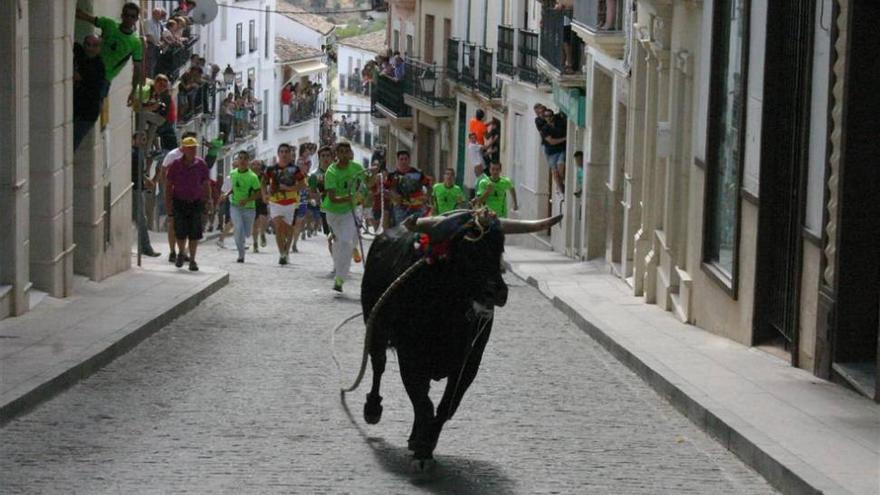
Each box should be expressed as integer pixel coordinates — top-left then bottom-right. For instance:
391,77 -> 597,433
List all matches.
0,232 -> 777,494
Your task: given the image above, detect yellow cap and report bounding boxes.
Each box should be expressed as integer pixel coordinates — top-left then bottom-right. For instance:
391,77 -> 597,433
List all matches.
181,137 -> 199,148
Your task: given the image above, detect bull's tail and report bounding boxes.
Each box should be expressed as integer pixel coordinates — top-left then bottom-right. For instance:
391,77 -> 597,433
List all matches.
336,258 -> 428,394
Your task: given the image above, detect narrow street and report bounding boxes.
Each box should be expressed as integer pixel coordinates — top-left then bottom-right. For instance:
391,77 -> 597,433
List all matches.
0,232 -> 776,494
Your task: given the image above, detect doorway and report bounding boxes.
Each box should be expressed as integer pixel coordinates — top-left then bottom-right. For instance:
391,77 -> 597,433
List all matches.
456,101 -> 467,187
753,0 -> 814,360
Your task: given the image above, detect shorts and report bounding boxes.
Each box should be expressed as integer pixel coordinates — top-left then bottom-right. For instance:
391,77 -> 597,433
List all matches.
172,199 -> 205,241
269,202 -> 296,224
255,199 -> 269,217
563,24 -> 572,43
546,151 -> 565,170
294,203 -> 309,220
308,204 -> 322,219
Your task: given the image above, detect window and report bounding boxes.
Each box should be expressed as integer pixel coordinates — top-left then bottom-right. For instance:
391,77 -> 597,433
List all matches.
702,0 -> 749,291
265,8 -> 270,59
393,29 -> 400,52
406,35 -> 414,57
424,15 -> 435,64
236,23 -> 244,57
249,20 -> 257,53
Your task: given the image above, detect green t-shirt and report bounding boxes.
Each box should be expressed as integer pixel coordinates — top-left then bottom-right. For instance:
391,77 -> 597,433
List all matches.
229,168 -> 262,209
432,183 -> 465,215
476,176 -> 514,218
96,16 -> 143,82
321,161 -> 364,214
207,138 -> 224,157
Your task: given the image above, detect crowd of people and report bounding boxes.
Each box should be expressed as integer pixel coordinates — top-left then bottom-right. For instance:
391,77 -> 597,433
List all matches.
280,79 -> 322,126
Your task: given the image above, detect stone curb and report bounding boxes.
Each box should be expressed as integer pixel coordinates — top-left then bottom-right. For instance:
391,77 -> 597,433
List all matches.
505,263 -> 846,495
0,271 -> 229,426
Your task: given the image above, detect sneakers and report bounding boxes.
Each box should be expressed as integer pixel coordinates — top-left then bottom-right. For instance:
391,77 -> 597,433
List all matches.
216,239 -> 225,248
188,260 -> 199,271
279,255 -> 288,265
175,254 -> 185,268
169,252 -> 177,263
333,277 -> 344,292
352,248 -> 362,263
260,234 -> 267,247
236,257 -> 244,263
253,243 -> 259,253
143,250 -> 161,258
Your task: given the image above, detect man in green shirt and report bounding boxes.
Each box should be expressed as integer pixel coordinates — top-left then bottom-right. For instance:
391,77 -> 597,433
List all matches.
432,168 -> 466,215
322,142 -> 365,292
476,162 -> 518,218
204,133 -> 226,170
76,3 -> 144,102
228,151 -> 263,262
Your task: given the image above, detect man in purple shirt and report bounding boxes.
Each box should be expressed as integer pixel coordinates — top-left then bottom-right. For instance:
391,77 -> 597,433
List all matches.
164,137 -> 213,271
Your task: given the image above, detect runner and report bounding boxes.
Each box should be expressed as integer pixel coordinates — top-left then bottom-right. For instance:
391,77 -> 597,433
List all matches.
228,150 -> 262,263
160,130 -> 198,264
263,143 -> 305,265
250,159 -> 269,253
164,137 -> 213,271
475,161 -> 519,218
308,145 -> 334,237
432,167 -> 466,215
291,143 -> 313,253
384,150 -> 432,227
322,142 -> 364,292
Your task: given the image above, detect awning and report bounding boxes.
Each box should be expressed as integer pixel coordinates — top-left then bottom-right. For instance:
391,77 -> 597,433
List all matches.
282,60 -> 329,85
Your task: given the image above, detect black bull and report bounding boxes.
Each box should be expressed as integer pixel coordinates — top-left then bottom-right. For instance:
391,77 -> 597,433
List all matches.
360,211 -> 562,462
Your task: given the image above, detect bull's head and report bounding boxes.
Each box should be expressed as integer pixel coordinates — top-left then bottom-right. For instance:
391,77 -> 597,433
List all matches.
404,210 -> 563,310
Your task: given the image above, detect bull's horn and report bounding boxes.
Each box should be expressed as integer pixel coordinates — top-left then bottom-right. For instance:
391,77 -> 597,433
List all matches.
403,215 -> 443,233
499,214 -> 563,234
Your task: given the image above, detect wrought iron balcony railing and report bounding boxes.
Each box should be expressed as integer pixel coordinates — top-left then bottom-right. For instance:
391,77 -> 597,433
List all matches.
281,93 -> 321,126
573,0 -> 623,32
497,26 -> 516,77
373,73 -> 411,118
404,58 -> 455,109
447,38 -> 461,81
477,48 -> 502,99
460,42 -> 478,88
540,6 -> 583,73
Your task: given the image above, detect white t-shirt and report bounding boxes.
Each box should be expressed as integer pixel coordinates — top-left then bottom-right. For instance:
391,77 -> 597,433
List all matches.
466,142 -> 484,167
162,147 -> 184,168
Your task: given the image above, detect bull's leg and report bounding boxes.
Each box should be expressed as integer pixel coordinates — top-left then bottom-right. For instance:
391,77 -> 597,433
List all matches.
364,342 -> 386,425
399,360 -> 436,461
431,324 -> 494,448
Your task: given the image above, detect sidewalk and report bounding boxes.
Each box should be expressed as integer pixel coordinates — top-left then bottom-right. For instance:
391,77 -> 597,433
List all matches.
0,240 -> 228,425
504,245 -> 879,495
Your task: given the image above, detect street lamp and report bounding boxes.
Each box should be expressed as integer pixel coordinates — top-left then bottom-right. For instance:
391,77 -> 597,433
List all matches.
419,68 -> 436,95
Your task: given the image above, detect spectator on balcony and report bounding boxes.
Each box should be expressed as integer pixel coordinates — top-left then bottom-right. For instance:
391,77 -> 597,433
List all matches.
391,52 -> 406,81
73,35 -> 105,151
172,0 -> 195,17
553,0 -> 576,74
469,108 -> 488,145
75,3 -> 144,108
145,8 -> 165,77
178,66 -> 204,120
540,107 -> 568,194
281,83 -> 293,125
134,74 -> 173,154
220,93 -> 235,138
161,19 -> 184,49
602,0 -> 618,30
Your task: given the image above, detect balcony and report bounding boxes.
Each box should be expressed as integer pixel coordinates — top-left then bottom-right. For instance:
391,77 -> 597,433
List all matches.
572,0 -> 625,58
340,74 -> 369,96
518,30 -> 550,87
538,6 -> 585,86
373,73 -> 412,120
280,93 -> 321,127
497,26 -> 516,78
154,36 -> 198,81
177,81 -> 216,124
477,48 -> 502,99
403,58 -> 455,117
220,99 -> 263,145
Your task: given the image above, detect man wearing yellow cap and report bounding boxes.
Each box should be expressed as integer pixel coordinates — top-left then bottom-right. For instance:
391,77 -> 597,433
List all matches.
164,137 -> 213,271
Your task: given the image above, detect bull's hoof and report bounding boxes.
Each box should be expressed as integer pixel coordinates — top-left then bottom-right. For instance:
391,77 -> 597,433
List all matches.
410,457 -> 436,474
364,393 -> 383,424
